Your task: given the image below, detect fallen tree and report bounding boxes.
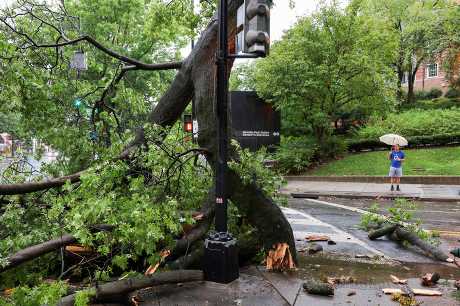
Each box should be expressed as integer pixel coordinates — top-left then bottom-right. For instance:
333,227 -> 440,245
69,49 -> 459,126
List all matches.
0,224 -> 114,273
368,224 -> 449,261
57,270 -> 204,306
0,3 -> 297,298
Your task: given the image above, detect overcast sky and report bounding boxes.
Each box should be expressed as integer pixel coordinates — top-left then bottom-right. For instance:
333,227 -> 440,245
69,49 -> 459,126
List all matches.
0,0 -> 320,41
271,1 -> 319,41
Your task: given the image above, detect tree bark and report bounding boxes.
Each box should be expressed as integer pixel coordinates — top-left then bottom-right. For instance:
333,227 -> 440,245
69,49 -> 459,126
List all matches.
0,171 -> 83,195
0,225 -> 113,273
368,224 -> 397,240
57,270 -> 204,306
303,280 -> 334,296
228,170 -> 297,264
393,226 -> 449,262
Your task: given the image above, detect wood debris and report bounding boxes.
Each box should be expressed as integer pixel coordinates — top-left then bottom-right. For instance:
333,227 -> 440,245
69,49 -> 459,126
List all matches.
382,288 -> 442,296
305,235 -> 330,242
421,273 -> 440,287
303,279 -> 334,296
145,249 -> 171,276
391,293 -> 418,306
65,244 -> 94,255
390,275 -> 408,284
266,243 -> 296,271
192,212 -> 204,221
326,276 -> 356,286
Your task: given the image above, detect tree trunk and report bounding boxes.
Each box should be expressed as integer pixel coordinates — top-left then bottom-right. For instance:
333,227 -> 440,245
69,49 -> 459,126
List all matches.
393,226 -> 449,262
368,224 -> 397,240
57,270 -> 203,306
151,0 -> 297,263
0,225 -> 113,273
407,69 -> 416,104
396,65 -> 404,103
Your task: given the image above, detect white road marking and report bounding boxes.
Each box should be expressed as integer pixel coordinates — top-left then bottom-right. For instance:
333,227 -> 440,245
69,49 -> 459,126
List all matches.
282,207 -> 385,257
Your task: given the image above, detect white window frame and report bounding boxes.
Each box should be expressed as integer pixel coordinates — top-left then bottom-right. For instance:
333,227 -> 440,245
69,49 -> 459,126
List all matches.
426,63 -> 438,79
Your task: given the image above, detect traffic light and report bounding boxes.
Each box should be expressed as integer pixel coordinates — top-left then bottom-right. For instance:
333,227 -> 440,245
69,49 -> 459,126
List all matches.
183,114 -> 193,133
73,98 -> 83,109
244,0 -> 270,56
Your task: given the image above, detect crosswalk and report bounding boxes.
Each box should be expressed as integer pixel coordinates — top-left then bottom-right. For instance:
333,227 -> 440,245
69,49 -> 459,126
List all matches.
281,207 -> 386,258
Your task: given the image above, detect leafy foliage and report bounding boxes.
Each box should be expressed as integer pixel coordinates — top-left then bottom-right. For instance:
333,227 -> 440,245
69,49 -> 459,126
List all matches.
0,281 -> 68,306
274,136 -> 318,174
254,0 -> 396,146
445,87 -> 460,99
360,199 -> 440,246
0,123 -> 212,286
361,0 -> 459,103
356,108 -> 460,140
229,140 -> 286,204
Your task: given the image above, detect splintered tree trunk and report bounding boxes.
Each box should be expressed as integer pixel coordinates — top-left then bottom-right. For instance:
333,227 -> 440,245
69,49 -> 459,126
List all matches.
147,0 -> 297,265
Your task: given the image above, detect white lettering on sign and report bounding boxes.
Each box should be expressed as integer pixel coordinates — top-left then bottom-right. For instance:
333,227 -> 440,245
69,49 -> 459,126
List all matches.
242,131 -> 274,137
216,197 -> 223,204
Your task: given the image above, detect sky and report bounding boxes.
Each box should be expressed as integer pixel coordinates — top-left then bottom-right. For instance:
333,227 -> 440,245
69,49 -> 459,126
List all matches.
271,1 -> 318,41
0,0 -> 320,41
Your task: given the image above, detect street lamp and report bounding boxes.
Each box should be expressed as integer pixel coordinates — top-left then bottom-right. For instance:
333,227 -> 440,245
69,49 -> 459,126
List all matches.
203,0 -> 270,284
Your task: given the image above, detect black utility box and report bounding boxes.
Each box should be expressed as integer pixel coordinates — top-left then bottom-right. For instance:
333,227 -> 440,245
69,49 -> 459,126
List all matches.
203,232 -> 239,283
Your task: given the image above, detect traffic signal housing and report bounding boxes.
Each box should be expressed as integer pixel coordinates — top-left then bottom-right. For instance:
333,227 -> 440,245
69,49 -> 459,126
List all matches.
244,0 -> 270,56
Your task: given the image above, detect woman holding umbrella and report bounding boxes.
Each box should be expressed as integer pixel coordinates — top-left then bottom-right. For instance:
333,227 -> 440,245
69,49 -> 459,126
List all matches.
379,134 -> 407,191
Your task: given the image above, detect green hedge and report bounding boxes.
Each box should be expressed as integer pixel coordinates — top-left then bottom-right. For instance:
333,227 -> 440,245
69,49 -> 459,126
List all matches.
357,109 -> 460,139
400,98 -> 460,111
348,133 -> 460,151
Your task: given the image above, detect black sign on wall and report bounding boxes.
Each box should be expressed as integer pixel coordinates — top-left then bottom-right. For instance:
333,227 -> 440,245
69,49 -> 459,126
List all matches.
230,91 -> 280,152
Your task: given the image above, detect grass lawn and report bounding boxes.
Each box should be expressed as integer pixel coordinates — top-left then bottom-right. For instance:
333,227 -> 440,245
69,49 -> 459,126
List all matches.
308,146 -> 460,176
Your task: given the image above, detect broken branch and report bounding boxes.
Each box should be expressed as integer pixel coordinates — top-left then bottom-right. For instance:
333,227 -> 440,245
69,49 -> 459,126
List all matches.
57,270 -> 204,306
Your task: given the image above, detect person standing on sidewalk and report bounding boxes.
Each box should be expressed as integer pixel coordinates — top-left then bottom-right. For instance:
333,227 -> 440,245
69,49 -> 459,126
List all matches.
388,144 -> 405,191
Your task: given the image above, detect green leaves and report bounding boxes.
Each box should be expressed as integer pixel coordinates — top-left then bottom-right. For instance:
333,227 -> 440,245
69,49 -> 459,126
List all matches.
0,281 -> 68,306
254,0 -> 395,145
357,108 -> 460,139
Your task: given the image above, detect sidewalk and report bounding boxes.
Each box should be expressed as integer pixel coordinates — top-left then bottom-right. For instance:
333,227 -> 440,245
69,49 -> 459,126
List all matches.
137,206 -> 460,306
282,180 -> 460,202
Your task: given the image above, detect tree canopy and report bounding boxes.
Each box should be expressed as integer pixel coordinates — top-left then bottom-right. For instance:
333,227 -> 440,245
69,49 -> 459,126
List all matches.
253,0 -> 396,144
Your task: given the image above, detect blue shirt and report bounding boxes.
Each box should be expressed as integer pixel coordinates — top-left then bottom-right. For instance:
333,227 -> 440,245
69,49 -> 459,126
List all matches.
390,151 -> 405,168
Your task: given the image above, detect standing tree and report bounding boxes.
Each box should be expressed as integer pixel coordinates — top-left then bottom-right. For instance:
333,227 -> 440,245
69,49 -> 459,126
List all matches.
363,0 -> 458,104
254,0 -> 395,150
0,0 -> 295,303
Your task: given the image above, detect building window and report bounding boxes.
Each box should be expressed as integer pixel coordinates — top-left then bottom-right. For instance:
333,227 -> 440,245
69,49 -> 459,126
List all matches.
426,63 -> 438,78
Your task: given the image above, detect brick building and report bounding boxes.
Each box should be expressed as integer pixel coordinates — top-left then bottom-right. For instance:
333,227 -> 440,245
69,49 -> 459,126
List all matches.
402,0 -> 460,94
402,62 -> 451,93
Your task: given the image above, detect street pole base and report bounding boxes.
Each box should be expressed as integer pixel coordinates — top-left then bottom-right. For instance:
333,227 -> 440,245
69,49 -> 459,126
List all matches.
203,232 -> 239,283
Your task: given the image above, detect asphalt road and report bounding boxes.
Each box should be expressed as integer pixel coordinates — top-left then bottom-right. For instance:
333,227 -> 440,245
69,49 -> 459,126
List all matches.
288,197 -> 460,263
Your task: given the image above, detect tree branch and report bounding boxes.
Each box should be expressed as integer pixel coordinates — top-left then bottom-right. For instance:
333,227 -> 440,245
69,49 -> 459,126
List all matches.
0,224 -> 113,273
0,171 -> 83,195
57,270 -> 204,306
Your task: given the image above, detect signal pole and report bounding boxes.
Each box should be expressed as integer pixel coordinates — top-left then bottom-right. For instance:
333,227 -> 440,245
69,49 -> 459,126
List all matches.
203,0 -> 239,284
203,0 -> 270,284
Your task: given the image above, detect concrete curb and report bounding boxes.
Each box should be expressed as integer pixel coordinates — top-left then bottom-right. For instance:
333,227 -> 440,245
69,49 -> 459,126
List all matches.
291,192 -> 460,202
285,175 -> 460,185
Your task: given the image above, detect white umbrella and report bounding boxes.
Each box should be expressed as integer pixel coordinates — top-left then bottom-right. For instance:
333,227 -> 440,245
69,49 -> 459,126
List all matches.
379,134 -> 408,146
